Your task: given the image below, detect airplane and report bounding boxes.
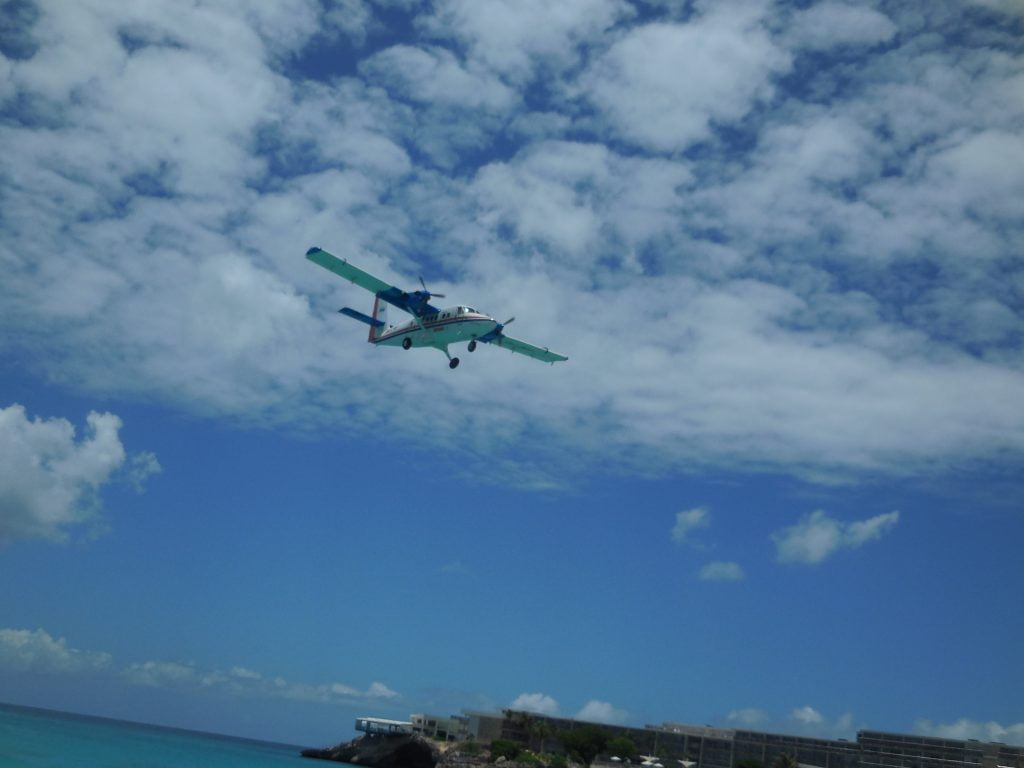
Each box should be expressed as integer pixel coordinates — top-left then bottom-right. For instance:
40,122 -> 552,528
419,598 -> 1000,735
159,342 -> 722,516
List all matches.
305,246 -> 569,369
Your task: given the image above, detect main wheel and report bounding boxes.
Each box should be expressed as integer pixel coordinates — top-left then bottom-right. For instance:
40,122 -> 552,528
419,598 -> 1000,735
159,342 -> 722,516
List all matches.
402,337 -> 412,350
468,340 -> 477,352
449,358 -> 460,369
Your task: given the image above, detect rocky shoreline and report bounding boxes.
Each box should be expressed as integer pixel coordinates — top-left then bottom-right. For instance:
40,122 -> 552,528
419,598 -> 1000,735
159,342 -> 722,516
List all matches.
301,732 -> 442,768
300,732 -> 552,768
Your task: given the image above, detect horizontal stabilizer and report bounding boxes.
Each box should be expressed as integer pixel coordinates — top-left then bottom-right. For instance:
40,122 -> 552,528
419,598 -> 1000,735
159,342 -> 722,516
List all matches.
339,307 -> 385,328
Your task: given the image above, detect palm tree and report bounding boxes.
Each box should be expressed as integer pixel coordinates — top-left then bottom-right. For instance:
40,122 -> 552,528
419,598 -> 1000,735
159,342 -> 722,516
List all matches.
772,753 -> 799,768
534,719 -> 554,755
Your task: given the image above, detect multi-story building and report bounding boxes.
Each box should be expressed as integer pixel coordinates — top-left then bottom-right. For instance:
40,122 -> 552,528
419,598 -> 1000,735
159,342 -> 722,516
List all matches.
410,713 -> 470,741
457,710 -> 1023,768
859,731 -> 1023,768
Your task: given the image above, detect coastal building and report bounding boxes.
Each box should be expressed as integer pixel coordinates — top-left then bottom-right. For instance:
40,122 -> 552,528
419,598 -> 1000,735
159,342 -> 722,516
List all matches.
454,710 -> 1022,768
859,731 -> 1024,768
355,716 -> 413,735
411,713 -> 470,741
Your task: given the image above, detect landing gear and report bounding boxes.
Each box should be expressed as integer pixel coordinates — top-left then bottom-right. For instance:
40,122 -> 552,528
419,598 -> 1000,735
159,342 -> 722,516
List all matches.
468,340 -> 477,352
449,358 -> 460,369
402,337 -> 412,350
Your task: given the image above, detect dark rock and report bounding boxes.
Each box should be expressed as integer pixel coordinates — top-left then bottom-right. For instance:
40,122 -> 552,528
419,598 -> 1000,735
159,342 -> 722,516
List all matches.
302,732 -> 441,768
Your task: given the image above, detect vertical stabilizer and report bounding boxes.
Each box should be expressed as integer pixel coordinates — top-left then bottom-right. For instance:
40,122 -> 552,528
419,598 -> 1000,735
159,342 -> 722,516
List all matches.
369,297 -> 388,341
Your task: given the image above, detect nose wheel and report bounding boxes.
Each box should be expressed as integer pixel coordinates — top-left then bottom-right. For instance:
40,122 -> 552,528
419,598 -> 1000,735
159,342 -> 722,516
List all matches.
402,337 -> 412,350
468,340 -> 477,352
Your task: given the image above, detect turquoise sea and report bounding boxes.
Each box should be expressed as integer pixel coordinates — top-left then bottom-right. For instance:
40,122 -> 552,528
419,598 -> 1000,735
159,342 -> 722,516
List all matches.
0,703 -> 317,767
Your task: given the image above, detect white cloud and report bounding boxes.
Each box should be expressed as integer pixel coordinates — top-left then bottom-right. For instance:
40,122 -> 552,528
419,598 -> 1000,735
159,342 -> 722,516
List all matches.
578,6 -> 791,151
422,0 -> 631,84
727,708 -> 768,726
229,666 -> 262,681
367,681 -> 400,699
966,0 -> 1024,16
123,660 -> 198,688
361,45 -> 516,111
510,692 -> 560,716
0,405 -> 139,544
792,706 -> 824,725
2,0 -> 1024,492
915,718 -> 1024,743
672,507 -> 710,545
0,628 -> 112,674
699,561 -> 745,582
471,140 -> 692,262
786,2 -> 897,51
0,625 -> 399,705
324,0 -> 378,47
125,451 -> 162,492
576,699 -> 628,725
773,510 -> 900,565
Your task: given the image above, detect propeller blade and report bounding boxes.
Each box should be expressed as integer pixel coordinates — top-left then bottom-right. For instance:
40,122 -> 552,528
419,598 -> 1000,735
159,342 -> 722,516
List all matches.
504,316 -> 516,326
419,276 -> 445,299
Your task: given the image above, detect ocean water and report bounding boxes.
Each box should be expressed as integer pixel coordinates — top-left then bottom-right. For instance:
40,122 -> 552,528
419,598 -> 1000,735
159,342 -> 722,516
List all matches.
0,703 -> 315,767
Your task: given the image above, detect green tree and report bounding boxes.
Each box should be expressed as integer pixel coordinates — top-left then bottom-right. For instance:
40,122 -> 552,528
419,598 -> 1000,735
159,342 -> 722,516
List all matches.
772,753 -> 798,768
607,736 -> 636,759
559,726 -> 610,766
491,740 -> 523,762
736,759 -> 764,768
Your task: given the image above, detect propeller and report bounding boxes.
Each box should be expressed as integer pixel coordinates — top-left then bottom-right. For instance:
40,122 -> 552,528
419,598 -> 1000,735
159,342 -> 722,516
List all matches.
493,316 -> 515,341
419,276 -> 445,299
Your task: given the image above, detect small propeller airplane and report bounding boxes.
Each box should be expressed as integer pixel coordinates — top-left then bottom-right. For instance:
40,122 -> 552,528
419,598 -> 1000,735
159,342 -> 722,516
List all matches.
305,247 -> 568,369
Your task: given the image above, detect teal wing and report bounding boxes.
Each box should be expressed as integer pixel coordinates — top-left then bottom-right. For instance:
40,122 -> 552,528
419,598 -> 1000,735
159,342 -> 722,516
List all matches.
306,247 -> 392,295
492,334 -> 568,363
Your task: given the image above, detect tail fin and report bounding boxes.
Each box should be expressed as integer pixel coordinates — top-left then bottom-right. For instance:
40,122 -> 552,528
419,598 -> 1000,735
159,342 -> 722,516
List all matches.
369,297 -> 389,341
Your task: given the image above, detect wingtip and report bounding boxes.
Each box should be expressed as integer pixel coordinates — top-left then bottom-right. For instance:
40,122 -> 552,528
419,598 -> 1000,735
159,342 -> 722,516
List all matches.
305,246 -> 322,256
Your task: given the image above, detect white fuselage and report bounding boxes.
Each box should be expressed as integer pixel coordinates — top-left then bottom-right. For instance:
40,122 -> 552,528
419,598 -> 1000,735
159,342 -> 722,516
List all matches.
372,306 -> 496,350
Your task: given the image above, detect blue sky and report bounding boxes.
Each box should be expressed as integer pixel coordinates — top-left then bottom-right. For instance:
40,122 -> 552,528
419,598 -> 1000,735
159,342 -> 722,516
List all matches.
2,0 -> 1023,750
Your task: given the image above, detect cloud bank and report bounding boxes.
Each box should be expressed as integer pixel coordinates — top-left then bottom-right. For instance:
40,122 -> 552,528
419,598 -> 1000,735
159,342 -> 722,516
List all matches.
0,626 -> 398,706
1,0 -> 1023,488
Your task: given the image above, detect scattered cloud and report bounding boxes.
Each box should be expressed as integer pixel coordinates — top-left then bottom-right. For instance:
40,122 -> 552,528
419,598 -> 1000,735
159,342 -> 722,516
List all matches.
510,692 -> 560,716
792,705 -> 824,725
0,626 -> 398,705
0,404 -> 157,545
124,451 -> 163,491
367,682 -> 400,699
699,561 -> 745,582
785,2 -> 897,51
576,699 -> 628,725
0,628 -> 112,674
727,708 -> 768,727
421,0 -> 632,85
578,6 -> 791,152
123,660 -> 198,688
915,718 -> 1024,744
672,507 -> 710,546
773,511 -> 900,565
